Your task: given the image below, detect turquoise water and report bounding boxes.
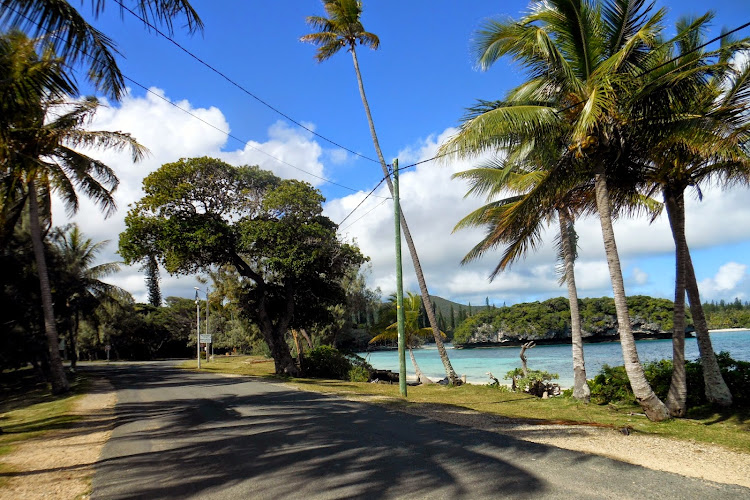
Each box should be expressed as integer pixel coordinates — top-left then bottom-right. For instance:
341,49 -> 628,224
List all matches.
358,330 -> 750,387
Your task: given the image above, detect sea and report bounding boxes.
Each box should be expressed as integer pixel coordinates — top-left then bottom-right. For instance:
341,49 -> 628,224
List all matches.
357,329 -> 750,387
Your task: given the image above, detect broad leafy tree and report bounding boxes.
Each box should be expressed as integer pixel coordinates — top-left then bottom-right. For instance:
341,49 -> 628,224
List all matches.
119,157 -> 365,375
301,0 -> 460,384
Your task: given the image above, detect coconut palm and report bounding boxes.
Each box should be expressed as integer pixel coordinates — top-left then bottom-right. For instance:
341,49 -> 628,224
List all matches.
0,31 -> 145,392
628,16 -> 750,413
0,0 -> 202,99
301,0 -> 460,384
53,224 -> 129,371
441,0 -> 672,420
369,292 -> 444,384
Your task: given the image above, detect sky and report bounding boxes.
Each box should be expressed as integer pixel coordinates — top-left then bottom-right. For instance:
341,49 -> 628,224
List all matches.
47,0 -> 750,306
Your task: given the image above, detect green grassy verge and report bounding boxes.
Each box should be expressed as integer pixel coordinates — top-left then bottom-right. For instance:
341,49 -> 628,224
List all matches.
181,355 -> 750,453
0,370 -> 87,487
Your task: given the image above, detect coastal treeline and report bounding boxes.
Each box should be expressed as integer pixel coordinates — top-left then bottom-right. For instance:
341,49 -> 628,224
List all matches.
452,296 -> 682,346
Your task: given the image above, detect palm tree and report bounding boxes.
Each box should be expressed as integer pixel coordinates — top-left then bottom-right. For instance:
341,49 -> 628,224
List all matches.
453,150 -> 592,402
53,224 -> 129,371
369,292 -> 444,384
301,0 -> 460,384
0,31 -> 145,392
441,0 -> 671,420
629,16 -> 750,412
0,0 -> 202,99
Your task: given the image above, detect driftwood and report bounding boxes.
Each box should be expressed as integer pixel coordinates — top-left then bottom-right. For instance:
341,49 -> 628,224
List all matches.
519,341 -> 536,377
370,369 -> 399,384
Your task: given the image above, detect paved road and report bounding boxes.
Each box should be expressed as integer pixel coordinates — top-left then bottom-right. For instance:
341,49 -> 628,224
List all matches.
88,363 -> 748,499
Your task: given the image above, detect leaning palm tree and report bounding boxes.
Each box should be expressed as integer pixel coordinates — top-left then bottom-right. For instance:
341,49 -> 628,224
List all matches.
301,0 -> 460,384
53,224 -> 129,371
0,0 -> 202,99
370,292 -> 444,384
629,16 -> 750,412
1,31 -> 145,392
441,0 -> 671,420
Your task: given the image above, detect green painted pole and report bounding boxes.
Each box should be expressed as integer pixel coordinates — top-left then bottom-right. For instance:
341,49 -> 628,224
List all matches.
393,159 -> 407,397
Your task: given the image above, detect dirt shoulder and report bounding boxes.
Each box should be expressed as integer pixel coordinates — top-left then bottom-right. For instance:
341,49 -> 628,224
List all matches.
0,377 -> 117,500
385,401 -> 750,489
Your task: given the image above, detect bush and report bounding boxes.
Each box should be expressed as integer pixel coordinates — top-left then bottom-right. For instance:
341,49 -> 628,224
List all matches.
348,365 -> 370,382
588,352 -> 750,408
302,345 -> 353,380
505,368 -> 559,397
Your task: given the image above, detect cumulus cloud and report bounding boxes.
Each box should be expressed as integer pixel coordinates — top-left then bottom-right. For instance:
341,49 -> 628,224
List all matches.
699,262 -> 750,301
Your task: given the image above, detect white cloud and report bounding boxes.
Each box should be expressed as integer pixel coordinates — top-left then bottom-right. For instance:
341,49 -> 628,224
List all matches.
699,262 -> 750,301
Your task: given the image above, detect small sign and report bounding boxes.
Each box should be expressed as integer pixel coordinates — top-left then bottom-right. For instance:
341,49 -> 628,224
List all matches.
199,334 -> 213,343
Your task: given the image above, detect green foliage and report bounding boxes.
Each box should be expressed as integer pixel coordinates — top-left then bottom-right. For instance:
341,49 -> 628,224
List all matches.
505,368 -> 559,397
703,299 -> 750,329
348,365 -> 370,382
302,345 -> 353,380
453,295 -> 685,345
589,353 -> 750,408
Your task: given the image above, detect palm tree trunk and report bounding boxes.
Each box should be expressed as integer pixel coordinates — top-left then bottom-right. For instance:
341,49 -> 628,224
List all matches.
685,253 -> 732,407
408,344 -> 434,384
558,209 -> 590,402
350,47 -> 459,384
593,170 -> 668,421
28,180 -> 69,394
664,188 -> 687,416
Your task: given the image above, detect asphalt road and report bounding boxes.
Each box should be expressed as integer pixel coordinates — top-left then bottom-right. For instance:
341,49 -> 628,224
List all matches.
87,362 -> 749,499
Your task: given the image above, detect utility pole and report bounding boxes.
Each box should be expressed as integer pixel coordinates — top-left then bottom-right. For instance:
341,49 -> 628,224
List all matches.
393,159 -> 407,397
195,288 -> 201,369
206,286 -> 211,362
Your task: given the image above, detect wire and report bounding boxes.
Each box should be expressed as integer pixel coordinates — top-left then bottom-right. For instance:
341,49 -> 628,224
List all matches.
337,175 -> 388,226
112,0 -> 380,165
5,4 -> 383,195
339,197 -> 391,232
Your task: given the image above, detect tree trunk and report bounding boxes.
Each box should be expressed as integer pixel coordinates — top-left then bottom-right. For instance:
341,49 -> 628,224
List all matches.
593,170 -> 669,421
664,188 -> 687,416
70,310 -> 80,372
558,209 -> 590,402
408,344 -> 434,384
350,48 -> 459,384
684,253 -> 732,406
520,341 -> 535,377
28,180 -> 69,394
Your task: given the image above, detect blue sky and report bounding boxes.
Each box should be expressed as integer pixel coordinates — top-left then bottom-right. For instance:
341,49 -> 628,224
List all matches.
53,0 -> 750,305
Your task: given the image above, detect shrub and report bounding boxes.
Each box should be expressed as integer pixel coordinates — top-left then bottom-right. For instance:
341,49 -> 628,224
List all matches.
348,365 -> 370,382
505,368 -> 559,397
302,345 -> 353,380
588,352 -> 750,408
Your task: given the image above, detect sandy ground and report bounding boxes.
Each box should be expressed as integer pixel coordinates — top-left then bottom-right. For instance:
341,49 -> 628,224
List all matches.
2,374 -> 748,499
0,378 -> 116,500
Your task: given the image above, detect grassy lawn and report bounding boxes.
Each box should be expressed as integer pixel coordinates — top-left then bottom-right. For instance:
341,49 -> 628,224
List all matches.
0,369 -> 86,487
181,355 -> 750,453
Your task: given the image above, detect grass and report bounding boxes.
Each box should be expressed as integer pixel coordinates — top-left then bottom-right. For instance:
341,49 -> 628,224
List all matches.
0,368 -> 87,488
180,355 -> 750,454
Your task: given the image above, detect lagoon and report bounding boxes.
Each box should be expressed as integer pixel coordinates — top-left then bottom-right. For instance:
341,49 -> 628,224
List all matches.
358,329 -> 750,387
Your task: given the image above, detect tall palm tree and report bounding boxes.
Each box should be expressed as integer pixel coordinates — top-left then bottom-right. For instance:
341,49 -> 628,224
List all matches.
629,16 -> 750,412
0,0 -> 202,99
370,292 -> 444,384
441,0 -> 672,420
0,31 -> 145,392
453,149 -> 593,401
301,0 -> 460,384
53,224 -> 129,371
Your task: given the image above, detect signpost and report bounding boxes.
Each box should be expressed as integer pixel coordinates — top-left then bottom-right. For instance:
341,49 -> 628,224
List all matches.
199,334 -> 213,344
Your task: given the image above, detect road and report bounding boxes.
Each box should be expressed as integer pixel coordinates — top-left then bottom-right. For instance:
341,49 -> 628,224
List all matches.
88,363 -> 748,499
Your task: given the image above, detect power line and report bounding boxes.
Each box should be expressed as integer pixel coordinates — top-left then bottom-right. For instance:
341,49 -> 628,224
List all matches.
5,4 -> 382,196
112,0 -> 380,165
339,197 -> 391,232
337,175 -> 388,226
